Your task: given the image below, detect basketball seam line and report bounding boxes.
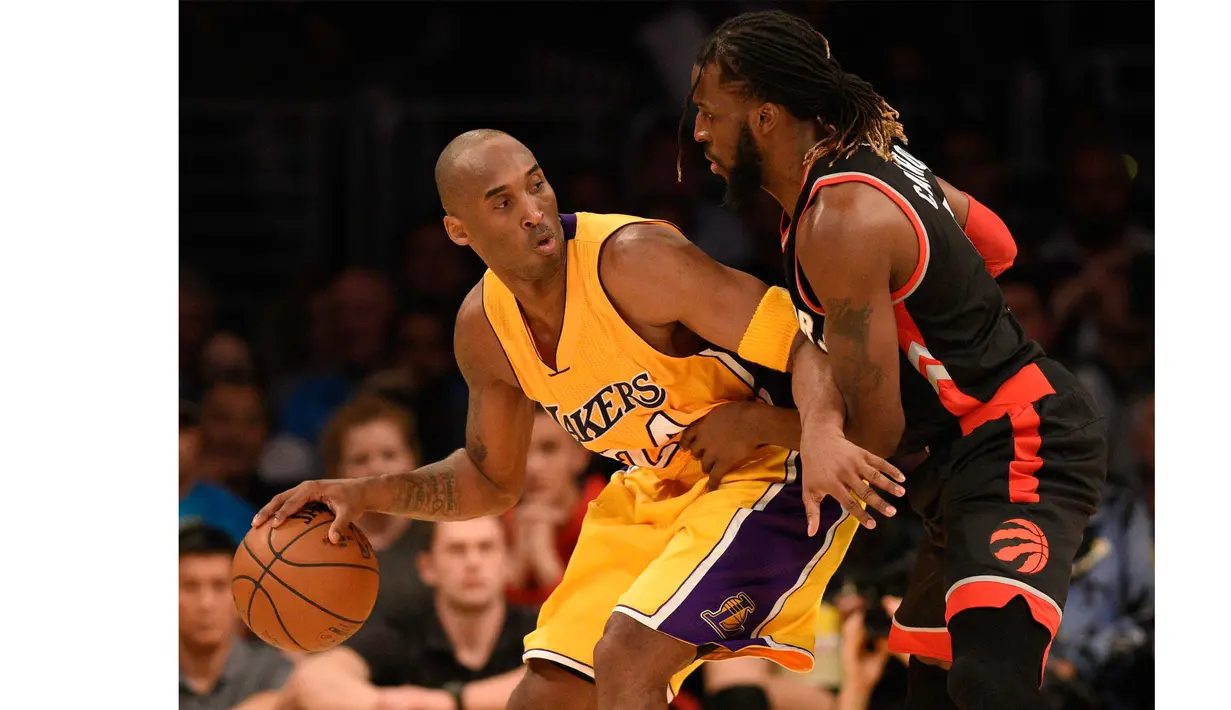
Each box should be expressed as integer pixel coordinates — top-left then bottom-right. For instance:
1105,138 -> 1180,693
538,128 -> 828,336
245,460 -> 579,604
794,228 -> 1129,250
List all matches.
232,519 -> 340,651
233,571 -> 308,652
264,522 -> 369,625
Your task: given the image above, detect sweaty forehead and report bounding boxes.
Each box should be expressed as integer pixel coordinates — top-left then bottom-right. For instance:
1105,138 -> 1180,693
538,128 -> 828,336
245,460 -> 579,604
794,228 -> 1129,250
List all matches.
452,136 -> 538,197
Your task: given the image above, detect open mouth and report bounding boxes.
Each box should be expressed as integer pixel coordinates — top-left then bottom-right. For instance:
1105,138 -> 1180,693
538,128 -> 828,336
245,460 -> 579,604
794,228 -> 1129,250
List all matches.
534,233 -> 556,254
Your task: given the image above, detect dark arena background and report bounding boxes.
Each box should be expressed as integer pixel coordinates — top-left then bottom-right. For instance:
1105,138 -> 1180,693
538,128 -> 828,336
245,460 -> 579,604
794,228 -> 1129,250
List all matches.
179,2 -> 1154,709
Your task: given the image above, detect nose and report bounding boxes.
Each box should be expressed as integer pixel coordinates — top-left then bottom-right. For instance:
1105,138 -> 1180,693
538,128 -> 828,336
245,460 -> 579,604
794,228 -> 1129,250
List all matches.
693,114 -> 709,143
522,208 -> 545,231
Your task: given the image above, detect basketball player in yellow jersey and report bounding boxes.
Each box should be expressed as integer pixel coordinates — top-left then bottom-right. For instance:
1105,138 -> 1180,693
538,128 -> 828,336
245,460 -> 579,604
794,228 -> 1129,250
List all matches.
254,129 -> 905,710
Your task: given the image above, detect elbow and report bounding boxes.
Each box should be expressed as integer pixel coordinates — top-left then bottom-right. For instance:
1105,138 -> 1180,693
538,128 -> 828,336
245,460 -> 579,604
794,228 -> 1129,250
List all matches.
491,486 -> 521,515
480,467 -> 523,515
989,242 -> 1018,277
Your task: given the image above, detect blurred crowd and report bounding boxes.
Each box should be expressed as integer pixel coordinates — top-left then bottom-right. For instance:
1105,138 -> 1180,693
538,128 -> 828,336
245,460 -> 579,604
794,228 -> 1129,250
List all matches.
179,2 -> 1153,710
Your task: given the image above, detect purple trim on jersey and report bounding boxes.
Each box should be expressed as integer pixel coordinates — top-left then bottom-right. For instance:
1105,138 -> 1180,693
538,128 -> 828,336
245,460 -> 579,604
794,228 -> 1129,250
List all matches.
652,479 -> 845,646
560,213 -> 578,240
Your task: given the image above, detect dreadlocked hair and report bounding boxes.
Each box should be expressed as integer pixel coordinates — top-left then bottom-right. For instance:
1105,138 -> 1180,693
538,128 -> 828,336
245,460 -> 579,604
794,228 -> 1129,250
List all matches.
678,10 -> 906,178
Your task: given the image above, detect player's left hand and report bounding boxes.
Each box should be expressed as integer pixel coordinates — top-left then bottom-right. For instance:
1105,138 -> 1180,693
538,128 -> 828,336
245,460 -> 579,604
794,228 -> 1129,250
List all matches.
680,401 -> 763,490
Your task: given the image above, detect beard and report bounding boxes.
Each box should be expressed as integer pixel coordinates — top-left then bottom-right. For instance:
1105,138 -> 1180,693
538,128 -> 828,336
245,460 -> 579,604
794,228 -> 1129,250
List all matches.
721,121 -> 765,212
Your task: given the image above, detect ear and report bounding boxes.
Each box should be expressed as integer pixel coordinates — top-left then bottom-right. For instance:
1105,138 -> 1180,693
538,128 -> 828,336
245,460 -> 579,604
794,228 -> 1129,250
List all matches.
443,215 -> 470,247
751,102 -> 783,136
416,551 -> 437,588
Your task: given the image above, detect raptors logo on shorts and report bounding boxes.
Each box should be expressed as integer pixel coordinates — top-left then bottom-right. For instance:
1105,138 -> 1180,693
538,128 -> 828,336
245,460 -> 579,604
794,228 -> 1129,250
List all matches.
989,518 -> 1050,574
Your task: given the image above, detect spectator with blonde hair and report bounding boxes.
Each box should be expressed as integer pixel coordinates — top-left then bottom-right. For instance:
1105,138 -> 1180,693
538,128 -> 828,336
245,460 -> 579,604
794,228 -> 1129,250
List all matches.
320,393 -> 433,622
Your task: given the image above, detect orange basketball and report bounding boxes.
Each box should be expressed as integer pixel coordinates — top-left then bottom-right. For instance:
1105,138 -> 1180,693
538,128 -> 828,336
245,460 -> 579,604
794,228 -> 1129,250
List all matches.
231,502 -> 380,652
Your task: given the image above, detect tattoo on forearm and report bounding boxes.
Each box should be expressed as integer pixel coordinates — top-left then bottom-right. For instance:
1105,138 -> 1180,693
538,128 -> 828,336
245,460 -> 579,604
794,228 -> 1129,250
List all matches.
825,298 -> 884,396
392,469 -> 460,517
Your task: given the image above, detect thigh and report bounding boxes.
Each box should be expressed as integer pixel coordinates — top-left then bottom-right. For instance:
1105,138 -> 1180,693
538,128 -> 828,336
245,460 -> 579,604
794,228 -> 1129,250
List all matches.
616,450 -> 858,682
523,468 -> 695,677
943,386 -> 1107,638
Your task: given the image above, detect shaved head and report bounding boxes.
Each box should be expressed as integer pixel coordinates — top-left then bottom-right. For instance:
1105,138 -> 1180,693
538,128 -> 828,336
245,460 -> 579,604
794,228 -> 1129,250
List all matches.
433,129 -> 564,285
435,128 -> 519,215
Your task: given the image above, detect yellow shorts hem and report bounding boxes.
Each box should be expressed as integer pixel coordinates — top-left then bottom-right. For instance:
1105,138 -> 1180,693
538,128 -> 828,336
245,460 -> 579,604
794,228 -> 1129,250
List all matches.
611,606 -> 818,674
522,649 -> 594,680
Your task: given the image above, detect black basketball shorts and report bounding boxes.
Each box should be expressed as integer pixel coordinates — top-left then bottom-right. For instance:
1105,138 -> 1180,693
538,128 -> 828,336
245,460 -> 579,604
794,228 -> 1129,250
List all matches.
887,359 -> 1107,666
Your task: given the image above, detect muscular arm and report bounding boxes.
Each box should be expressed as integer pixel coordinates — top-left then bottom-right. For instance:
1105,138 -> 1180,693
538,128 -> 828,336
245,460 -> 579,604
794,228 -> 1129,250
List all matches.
796,185 -> 907,457
600,221 -> 784,358
361,283 -> 535,519
600,222 -> 847,440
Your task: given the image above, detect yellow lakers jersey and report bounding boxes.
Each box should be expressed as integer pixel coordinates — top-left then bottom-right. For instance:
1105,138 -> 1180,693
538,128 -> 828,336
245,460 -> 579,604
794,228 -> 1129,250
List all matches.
483,212 -> 782,478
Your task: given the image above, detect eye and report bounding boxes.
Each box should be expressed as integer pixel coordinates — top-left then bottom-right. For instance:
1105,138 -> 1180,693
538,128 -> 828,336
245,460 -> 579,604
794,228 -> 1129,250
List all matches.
495,198 -> 511,210
530,180 -> 545,193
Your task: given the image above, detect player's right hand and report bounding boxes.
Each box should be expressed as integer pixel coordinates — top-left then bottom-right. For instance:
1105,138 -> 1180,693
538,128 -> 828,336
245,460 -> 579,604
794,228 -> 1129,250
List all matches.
800,429 -> 905,533
252,479 -> 368,544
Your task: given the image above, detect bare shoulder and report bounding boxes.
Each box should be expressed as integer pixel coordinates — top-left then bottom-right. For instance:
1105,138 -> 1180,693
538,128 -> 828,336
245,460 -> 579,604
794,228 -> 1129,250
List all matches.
598,221 -> 696,321
454,279 -> 519,387
600,220 -> 691,277
799,181 -> 916,266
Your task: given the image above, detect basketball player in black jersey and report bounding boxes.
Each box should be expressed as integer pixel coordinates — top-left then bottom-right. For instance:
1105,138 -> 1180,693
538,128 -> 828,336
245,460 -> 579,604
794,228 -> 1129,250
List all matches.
685,11 -> 1107,710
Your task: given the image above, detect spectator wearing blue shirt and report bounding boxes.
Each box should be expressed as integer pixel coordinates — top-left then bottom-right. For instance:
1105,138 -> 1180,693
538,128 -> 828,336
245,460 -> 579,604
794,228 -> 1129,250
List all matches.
1045,482 -> 1154,710
179,425 -> 256,547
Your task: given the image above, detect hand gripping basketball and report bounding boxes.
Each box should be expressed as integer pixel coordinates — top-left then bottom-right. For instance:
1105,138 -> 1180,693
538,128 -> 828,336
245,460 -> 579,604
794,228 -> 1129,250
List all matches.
253,479 -> 369,544
799,432 -> 905,533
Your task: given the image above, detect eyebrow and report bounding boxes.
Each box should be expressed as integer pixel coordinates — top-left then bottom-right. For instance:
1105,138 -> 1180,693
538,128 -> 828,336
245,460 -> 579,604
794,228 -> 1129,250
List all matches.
484,163 -> 542,200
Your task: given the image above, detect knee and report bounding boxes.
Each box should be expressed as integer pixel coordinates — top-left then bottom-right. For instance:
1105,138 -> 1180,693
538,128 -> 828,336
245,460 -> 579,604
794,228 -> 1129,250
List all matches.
593,613 -> 693,685
592,614 -> 640,678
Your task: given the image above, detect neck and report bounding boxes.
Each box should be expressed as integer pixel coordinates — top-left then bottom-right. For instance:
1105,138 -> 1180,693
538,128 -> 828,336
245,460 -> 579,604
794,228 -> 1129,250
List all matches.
762,123 -> 825,213
436,596 -> 505,664
500,254 -> 568,328
179,635 -> 232,692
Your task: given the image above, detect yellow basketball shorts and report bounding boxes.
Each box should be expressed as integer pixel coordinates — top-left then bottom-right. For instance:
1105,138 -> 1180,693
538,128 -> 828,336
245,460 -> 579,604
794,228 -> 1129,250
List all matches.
522,447 -> 859,698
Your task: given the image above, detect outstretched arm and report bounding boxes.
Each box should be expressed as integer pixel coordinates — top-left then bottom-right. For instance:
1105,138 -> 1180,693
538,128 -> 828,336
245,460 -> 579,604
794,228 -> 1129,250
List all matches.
253,283 -> 535,537
599,222 -> 846,437
600,222 -> 902,529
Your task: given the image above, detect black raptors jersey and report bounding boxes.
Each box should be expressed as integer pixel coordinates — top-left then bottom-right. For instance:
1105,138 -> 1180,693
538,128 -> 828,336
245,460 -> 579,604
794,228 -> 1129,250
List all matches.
781,144 -> 1043,452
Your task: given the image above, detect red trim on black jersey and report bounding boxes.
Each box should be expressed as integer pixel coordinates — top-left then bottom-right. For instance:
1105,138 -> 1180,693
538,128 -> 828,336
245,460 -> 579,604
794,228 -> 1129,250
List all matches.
894,303 -> 984,418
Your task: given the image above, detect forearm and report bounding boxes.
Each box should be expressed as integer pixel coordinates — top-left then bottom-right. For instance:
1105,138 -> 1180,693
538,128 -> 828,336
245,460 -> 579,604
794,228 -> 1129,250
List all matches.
792,343 -> 847,436
741,401 -> 804,451
794,342 -> 903,456
460,667 -> 527,710
362,449 -> 518,520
